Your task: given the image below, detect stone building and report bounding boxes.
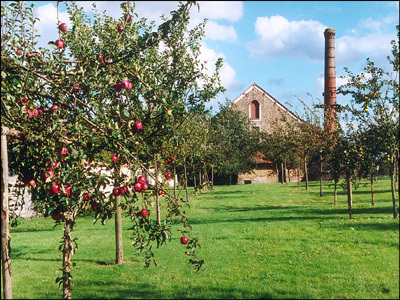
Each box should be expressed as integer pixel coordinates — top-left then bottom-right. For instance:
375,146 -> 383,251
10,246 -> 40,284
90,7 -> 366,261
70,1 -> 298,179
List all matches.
231,82 -> 303,184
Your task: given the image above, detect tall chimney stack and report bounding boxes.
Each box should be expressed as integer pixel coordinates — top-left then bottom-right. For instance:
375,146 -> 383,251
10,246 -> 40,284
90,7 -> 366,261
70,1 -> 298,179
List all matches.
323,28 -> 337,132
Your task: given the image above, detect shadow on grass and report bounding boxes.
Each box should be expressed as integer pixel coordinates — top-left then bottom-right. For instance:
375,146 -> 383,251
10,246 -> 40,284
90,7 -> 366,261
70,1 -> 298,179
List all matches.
211,205 -> 305,213
190,204 -> 398,228
190,215 -> 322,225
10,224 -> 62,233
96,260 -> 139,266
70,279 -> 273,300
308,206 -> 394,216
321,219 -> 400,233
211,190 -> 248,196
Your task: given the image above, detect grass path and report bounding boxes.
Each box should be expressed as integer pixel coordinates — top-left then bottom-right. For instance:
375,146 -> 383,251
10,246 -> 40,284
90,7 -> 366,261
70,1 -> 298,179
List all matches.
5,178 -> 399,299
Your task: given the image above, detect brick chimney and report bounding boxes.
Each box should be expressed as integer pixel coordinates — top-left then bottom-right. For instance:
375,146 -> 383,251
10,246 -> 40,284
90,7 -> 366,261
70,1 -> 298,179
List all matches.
323,28 -> 337,132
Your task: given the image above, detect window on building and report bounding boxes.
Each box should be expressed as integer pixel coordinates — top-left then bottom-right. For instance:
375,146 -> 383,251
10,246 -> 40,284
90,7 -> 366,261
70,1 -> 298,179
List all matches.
250,100 -> 260,119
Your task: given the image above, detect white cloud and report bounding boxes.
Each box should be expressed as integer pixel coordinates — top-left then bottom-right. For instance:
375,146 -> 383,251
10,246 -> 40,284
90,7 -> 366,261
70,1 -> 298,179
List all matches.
198,43 -> 241,107
246,13 -> 397,69
34,3 -> 71,49
195,1 -> 243,22
204,21 -> 238,42
198,43 -> 238,89
246,15 -> 327,61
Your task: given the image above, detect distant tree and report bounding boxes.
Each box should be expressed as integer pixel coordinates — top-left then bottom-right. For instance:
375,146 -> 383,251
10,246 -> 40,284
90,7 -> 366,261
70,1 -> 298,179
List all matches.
337,25 -> 399,218
209,101 -> 260,185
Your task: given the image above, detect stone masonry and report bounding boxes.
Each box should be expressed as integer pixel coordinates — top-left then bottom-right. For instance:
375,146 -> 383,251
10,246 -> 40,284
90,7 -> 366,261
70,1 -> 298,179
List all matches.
231,83 -> 303,184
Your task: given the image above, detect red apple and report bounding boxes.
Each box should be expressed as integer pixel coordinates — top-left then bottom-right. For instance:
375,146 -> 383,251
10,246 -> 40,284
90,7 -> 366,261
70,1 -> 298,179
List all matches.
51,210 -> 63,221
21,97 -> 28,103
111,155 -> 118,162
26,53 -> 32,58
91,201 -> 98,211
180,236 -> 188,245
65,186 -> 71,196
51,105 -> 58,111
72,86 -> 79,93
134,183 -> 142,192
124,14 -> 132,23
55,39 -> 64,48
44,170 -> 54,178
16,49 -> 21,55
117,24 -> 124,33
166,172 -> 172,180
113,188 -> 120,196
119,186 -> 128,196
133,121 -> 143,131
51,183 -> 60,195
84,193 -> 91,201
113,83 -> 122,92
126,81 -> 132,90
98,55 -> 103,60
36,52 -> 41,57
29,179 -> 36,187
140,209 -> 148,217
121,79 -> 129,89
158,189 -> 166,196
32,108 -> 39,117
60,146 -> 67,156
25,109 -> 32,119
138,175 -> 146,185
59,22 -> 67,32
141,183 -> 148,191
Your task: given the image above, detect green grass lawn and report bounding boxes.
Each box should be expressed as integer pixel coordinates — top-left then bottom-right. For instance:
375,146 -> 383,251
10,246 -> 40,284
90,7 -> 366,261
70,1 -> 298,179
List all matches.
4,177 -> 399,299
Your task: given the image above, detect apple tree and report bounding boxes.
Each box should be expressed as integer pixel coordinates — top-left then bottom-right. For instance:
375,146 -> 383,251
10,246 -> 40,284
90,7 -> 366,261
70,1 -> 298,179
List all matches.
1,1 -> 224,298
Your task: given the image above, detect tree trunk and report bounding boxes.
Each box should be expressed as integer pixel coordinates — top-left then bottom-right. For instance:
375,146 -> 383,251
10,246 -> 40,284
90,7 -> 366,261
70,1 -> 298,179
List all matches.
199,169 -> 202,186
284,159 -> 288,185
346,174 -> 353,219
304,158 -> 309,191
155,156 -> 161,225
184,162 -> 189,202
281,162 -> 284,184
334,180 -> 337,207
63,218 -> 73,300
297,157 -> 301,188
319,157 -> 323,197
396,150 -> 399,204
370,172 -> 375,206
193,174 -> 196,189
1,127 -> 12,299
114,167 -> 123,264
203,168 -> 209,192
173,165 -> 177,199
114,194 -> 123,264
211,166 -> 214,187
390,154 -> 398,219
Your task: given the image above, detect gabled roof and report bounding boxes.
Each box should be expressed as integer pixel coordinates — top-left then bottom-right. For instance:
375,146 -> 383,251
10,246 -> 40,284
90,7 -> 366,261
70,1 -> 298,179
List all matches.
232,82 -> 302,122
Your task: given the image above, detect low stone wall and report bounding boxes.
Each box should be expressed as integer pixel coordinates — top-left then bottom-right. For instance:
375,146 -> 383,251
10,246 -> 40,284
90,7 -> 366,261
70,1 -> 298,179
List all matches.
238,168 -> 303,184
238,169 -> 279,184
8,166 -> 177,219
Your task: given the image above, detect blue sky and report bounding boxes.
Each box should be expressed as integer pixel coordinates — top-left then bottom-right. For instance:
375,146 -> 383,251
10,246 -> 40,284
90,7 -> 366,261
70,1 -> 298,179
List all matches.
27,1 -> 399,114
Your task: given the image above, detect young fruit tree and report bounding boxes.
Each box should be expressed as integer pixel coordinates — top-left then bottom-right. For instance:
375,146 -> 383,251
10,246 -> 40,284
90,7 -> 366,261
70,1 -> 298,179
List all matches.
337,25 -> 399,219
1,1 -> 224,299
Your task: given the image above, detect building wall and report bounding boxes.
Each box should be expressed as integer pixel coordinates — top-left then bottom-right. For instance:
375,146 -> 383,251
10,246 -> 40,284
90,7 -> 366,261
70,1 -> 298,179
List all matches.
238,167 -> 304,184
232,83 -> 300,134
232,83 -> 303,184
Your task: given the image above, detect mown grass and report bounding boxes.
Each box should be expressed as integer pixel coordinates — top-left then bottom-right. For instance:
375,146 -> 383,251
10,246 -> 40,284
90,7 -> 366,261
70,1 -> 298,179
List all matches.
4,177 -> 399,299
